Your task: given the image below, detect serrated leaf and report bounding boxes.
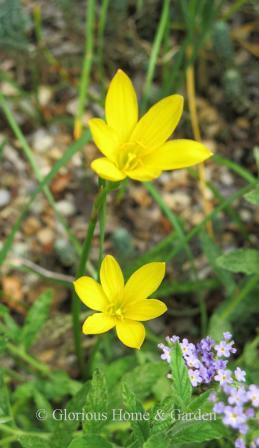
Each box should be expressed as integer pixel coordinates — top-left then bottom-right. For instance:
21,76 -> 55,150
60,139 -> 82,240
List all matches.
50,381 -> 90,448
216,249 -> 259,275
0,303 -> 20,341
18,436 -> 50,448
83,370 -> 108,434
122,383 -> 150,446
169,419 -> 228,443
187,390 -> 212,413
0,368 -> 11,419
68,435 -> 113,448
149,397 -> 174,436
170,344 -> 192,409
21,290 -> 52,350
143,433 -> 170,448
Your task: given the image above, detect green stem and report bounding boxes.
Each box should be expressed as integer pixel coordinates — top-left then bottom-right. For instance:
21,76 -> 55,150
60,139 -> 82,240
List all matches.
97,180 -> 107,273
72,183 -> 112,375
6,343 -> 51,377
75,0 -> 96,138
97,0 -> 109,95
142,0 -> 171,111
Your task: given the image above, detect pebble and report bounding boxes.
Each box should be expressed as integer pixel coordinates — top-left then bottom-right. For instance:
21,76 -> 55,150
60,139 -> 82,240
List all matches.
0,189 -> 11,208
31,129 -> 54,153
37,228 -> 54,246
56,199 -> 76,217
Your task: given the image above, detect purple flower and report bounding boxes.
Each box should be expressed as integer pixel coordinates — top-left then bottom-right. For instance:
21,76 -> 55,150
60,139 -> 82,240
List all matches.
235,367 -> 246,383
188,369 -> 202,387
228,387 -> 248,406
250,439 -> 259,448
223,405 -> 247,430
245,407 -> 255,418
209,392 -> 217,402
215,340 -> 236,358
185,355 -> 200,369
214,369 -> 233,385
158,343 -> 171,363
247,385 -> 259,407
235,438 -> 246,448
214,359 -> 228,370
224,331 -> 232,341
180,338 -> 196,357
213,401 -> 225,413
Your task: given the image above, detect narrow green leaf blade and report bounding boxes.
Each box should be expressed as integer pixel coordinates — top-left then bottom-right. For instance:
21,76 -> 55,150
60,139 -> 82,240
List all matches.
170,343 -> 192,409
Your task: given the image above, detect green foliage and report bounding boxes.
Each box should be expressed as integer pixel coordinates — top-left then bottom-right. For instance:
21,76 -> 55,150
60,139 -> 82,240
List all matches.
122,383 -> 150,445
0,369 -> 11,419
217,249 -> 259,275
169,419 -> 229,444
83,370 -> 108,434
170,343 -> 192,409
21,290 -> 53,350
68,435 -> 113,448
245,185 -> 259,205
18,436 -> 50,448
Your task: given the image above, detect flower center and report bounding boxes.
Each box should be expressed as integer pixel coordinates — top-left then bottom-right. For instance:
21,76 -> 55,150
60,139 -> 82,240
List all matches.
106,303 -> 124,320
117,142 -> 145,172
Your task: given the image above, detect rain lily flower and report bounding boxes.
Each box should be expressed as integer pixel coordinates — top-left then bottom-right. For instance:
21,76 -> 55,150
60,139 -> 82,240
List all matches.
73,255 -> 167,349
89,69 -> 213,182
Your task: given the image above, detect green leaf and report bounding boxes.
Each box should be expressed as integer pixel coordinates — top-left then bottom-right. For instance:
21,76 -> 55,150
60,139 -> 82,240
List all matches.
105,355 -> 136,389
143,433 -> 170,448
245,185 -> 259,205
187,390 -> 213,413
119,362 -> 168,401
83,370 -> 108,434
68,435 -> 113,448
50,381 -> 90,448
0,368 -> 11,419
21,290 -> 53,350
216,249 -> 259,275
18,436 -> 50,448
208,313 -> 232,341
122,383 -> 150,446
170,343 -> 192,409
200,233 -> 235,294
169,419 -> 228,443
0,303 -> 20,341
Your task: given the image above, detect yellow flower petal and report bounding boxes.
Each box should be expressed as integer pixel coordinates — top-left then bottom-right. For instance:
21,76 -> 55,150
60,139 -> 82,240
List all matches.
82,313 -> 115,334
91,158 -> 126,181
126,165 -> 161,181
100,255 -> 124,301
105,69 -> 138,141
88,118 -> 120,161
124,262 -> 166,303
124,299 -> 167,321
130,95 -> 183,149
116,319 -> 145,349
145,139 -> 213,170
73,276 -> 108,311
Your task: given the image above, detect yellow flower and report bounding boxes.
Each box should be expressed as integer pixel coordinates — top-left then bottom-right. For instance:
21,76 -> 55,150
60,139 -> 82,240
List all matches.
89,69 -> 213,182
73,255 -> 167,349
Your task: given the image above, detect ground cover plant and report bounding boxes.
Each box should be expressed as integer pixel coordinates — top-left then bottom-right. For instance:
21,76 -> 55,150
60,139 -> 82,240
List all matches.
0,0 -> 259,447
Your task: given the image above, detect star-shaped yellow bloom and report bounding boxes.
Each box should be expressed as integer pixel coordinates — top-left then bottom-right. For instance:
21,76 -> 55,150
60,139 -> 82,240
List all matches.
89,69 -> 213,182
73,255 -> 167,349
